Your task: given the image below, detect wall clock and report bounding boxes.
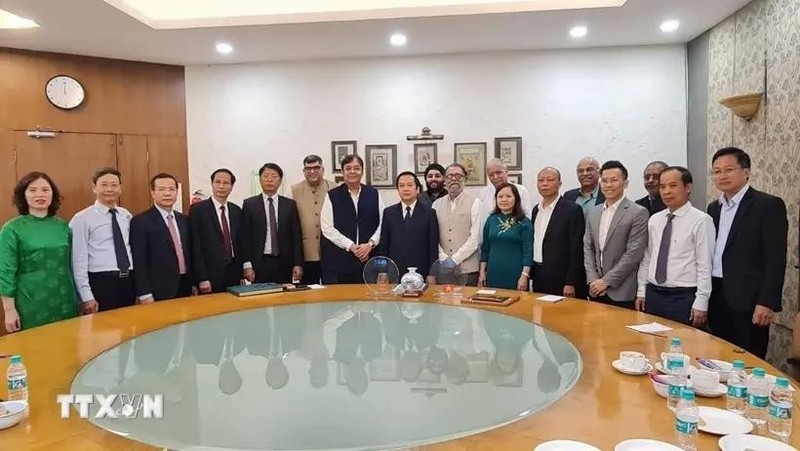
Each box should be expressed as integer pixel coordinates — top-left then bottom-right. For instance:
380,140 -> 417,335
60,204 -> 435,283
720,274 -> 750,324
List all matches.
45,75 -> 85,110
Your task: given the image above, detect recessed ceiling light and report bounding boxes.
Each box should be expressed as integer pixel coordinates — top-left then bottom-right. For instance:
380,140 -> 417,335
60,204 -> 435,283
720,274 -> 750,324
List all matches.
216,42 -> 233,54
390,33 -> 407,47
660,20 -> 680,32
569,25 -> 588,38
0,8 -> 39,29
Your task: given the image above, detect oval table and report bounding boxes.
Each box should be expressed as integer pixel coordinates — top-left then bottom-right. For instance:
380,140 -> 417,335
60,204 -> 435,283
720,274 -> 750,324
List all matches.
1,285 -> 798,450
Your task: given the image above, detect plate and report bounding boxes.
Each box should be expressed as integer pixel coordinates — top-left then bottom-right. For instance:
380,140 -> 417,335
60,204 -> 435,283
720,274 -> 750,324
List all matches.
718,434 -> 798,451
655,361 -> 695,375
693,383 -> 727,398
612,359 -> 653,376
697,407 -> 752,435
614,439 -> 683,450
534,440 -> 601,451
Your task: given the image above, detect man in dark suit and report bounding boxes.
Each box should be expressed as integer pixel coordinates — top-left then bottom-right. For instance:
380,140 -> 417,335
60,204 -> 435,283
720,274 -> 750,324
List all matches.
242,163 -> 303,284
378,171 -> 439,279
531,167 -> 586,299
562,157 -> 605,212
707,147 -> 788,359
130,173 -> 193,302
635,161 -> 668,216
189,168 -> 244,293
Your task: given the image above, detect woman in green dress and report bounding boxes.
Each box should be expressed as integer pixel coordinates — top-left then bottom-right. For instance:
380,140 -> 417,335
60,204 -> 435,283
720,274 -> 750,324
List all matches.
0,171 -> 78,332
479,183 -> 533,291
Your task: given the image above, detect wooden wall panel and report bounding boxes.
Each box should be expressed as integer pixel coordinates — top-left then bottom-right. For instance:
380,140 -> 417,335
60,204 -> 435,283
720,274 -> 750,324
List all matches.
14,132 -> 117,221
116,135 -> 151,215
0,48 -> 186,136
0,132 -> 16,225
147,135 -> 190,210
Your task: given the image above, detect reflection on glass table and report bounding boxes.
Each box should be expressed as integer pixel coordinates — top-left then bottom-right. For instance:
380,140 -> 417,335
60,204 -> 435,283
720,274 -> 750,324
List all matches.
71,301 -> 582,450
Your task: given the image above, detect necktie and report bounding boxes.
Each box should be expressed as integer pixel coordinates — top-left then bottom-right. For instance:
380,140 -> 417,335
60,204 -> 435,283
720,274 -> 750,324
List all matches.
167,214 -> 187,274
220,205 -> 233,262
268,197 -> 280,256
109,208 -> 130,272
655,213 -> 675,285
404,206 -> 411,222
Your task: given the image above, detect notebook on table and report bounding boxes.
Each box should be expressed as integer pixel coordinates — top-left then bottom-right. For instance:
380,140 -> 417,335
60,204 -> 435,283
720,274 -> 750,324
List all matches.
226,283 -> 284,297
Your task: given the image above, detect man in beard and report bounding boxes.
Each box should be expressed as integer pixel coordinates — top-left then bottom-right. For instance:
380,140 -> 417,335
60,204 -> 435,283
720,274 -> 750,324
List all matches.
417,163 -> 448,207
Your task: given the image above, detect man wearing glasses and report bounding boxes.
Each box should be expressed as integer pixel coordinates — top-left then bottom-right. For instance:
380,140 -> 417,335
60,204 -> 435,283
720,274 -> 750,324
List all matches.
431,163 -> 482,286
707,147 -> 788,359
289,155 -> 336,284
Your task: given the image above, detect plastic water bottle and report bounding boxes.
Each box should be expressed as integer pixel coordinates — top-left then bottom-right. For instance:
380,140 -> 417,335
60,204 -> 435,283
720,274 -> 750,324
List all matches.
6,355 -> 28,401
726,359 -> 748,415
667,358 -> 687,412
675,388 -> 699,451
746,367 -> 769,427
666,337 -> 683,372
768,376 -> 793,440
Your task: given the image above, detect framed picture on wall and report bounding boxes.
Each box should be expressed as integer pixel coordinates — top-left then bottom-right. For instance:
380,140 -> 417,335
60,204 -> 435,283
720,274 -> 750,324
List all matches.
413,143 -> 438,174
507,173 -> 522,185
365,144 -> 398,188
334,174 -> 344,184
494,137 -> 522,171
331,140 -> 358,173
454,142 -> 487,186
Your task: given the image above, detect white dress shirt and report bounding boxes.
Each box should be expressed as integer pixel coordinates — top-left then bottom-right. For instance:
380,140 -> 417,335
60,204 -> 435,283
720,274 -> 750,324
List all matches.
599,197 -> 624,249
712,184 -> 750,278
262,193 -> 279,255
211,197 -> 234,258
400,200 -> 417,219
320,185 -> 385,250
533,199 -> 557,264
435,192 -> 483,264
636,202 -> 716,311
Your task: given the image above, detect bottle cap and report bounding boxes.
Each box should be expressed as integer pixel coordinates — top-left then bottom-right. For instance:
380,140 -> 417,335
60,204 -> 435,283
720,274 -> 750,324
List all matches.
753,367 -> 765,377
671,337 -> 681,346
9,355 -> 21,364
776,377 -> 790,388
681,388 -> 695,400
732,360 -> 745,370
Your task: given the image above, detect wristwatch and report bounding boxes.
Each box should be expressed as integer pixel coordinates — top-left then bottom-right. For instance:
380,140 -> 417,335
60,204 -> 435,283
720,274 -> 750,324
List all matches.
368,239 -> 376,248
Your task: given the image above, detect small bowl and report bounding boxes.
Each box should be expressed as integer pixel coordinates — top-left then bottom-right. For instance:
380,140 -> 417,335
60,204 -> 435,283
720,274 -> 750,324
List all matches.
650,374 -> 692,398
0,400 -> 27,430
695,359 -> 732,383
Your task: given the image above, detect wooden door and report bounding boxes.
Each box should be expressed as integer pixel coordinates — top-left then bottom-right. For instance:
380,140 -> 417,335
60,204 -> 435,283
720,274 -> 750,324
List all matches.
147,135 -> 189,211
0,131 -> 16,224
116,134 -> 151,215
14,132 -> 117,221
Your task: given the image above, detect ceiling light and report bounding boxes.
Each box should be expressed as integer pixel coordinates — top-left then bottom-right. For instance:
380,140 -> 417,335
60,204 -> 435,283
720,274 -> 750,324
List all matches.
0,8 -> 39,29
660,20 -> 680,32
569,26 -> 588,38
390,33 -> 407,47
215,42 -> 233,54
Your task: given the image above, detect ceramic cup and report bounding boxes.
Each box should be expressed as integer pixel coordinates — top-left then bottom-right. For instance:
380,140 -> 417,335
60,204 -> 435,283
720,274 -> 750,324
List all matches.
619,351 -> 648,371
691,369 -> 720,391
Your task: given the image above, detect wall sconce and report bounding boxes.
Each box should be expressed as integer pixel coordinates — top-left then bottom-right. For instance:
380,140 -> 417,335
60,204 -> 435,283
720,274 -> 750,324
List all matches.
720,93 -> 763,121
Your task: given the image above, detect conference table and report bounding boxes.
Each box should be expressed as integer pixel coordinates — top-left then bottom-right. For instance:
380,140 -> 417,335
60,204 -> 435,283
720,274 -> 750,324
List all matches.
1,285 -> 798,450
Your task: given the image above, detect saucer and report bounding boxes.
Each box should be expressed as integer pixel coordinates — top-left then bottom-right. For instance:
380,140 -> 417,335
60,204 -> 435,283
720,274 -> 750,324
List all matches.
697,407 -> 753,435
534,440 -> 601,451
693,382 -> 727,398
614,439 -> 683,451
612,359 -> 652,375
654,361 -> 695,375
718,434 -> 798,451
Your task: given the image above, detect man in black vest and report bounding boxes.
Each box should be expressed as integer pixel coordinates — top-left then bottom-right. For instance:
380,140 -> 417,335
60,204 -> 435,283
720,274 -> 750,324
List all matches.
320,155 -> 386,284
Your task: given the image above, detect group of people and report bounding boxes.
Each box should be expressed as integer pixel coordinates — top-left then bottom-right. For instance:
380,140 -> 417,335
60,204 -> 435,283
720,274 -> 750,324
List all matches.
0,147 -> 788,360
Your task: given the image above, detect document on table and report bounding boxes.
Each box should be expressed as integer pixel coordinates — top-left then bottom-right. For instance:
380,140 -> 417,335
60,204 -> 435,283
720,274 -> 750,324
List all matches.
308,284 -> 325,290
626,322 -> 673,334
537,295 -> 564,303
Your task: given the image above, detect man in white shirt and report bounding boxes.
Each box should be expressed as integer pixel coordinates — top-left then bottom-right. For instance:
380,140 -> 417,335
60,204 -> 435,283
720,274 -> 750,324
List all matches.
635,167 -> 715,327
479,158 -> 532,242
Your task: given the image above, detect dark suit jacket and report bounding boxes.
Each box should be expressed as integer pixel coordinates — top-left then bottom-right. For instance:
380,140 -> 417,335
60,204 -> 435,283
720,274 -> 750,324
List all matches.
189,198 -> 244,291
635,195 -> 666,216
378,202 -> 439,278
707,187 -> 788,313
531,198 -> 586,296
563,187 -> 605,206
242,194 -> 303,282
130,207 -> 192,300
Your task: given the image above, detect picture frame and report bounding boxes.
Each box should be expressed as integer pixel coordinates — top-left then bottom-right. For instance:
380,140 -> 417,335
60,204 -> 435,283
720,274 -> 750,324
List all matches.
507,173 -> 522,185
334,174 -> 344,184
365,144 -> 398,188
413,143 -> 438,174
454,142 -> 487,186
494,137 -> 523,171
331,141 -> 358,173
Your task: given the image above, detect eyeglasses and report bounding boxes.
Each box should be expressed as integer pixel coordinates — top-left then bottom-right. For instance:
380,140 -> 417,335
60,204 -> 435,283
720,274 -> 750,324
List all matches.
303,166 -> 323,172
445,174 -> 465,181
711,167 -> 742,177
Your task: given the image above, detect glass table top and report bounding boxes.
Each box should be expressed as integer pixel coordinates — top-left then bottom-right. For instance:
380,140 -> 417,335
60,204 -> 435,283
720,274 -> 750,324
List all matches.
71,301 -> 582,450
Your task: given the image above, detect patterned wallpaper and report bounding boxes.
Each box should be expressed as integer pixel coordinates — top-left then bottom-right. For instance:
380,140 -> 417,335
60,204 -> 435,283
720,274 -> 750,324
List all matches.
706,0 -> 800,367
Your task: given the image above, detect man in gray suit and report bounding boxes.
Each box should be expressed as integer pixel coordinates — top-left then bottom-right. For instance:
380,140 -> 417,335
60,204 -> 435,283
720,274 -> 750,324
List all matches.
583,160 -> 649,309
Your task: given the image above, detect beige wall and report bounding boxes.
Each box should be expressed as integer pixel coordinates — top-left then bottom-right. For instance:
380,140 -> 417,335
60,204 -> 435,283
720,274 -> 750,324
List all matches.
706,0 -> 799,368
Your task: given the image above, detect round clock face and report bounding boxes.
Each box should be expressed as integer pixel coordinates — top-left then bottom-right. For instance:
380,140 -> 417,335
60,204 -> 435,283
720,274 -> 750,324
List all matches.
45,75 -> 85,110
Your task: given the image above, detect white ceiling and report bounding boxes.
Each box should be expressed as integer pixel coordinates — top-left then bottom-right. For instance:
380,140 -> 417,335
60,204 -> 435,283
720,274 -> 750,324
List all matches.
0,0 -> 750,66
